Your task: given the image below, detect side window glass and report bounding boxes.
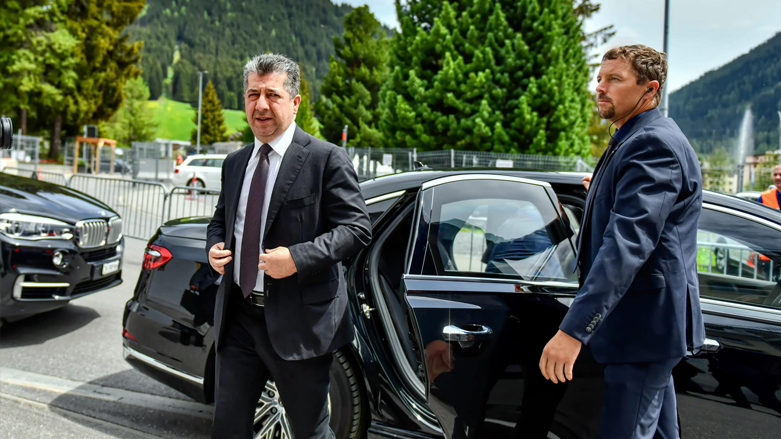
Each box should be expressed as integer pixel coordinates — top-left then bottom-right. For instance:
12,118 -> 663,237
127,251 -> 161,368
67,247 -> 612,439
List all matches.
422,179 -> 577,282
697,208 -> 781,309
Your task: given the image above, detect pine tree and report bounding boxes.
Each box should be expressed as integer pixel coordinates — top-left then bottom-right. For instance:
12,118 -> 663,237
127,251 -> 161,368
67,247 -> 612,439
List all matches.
191,80 -> 228,145
143,59 -> 164,100
105,76 -> 158,147
379,0 -> 592,156
296,69 -> 324,139
315,6 -> 390,147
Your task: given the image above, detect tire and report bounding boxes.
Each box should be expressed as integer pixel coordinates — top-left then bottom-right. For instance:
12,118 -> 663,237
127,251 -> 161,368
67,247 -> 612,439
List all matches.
187,178 -> 205,189
329,350 -> 366,439
251,349 -> 366,439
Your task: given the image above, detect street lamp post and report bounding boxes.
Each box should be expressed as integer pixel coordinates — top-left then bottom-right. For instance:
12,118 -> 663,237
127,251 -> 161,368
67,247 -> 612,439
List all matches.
196,70 -> 208,155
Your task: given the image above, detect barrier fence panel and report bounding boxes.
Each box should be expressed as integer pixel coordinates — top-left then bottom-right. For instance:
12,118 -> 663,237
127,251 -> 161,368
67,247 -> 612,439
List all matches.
166,187 -> 220,222
1,167 -> 69,186
68,174 -> 168,239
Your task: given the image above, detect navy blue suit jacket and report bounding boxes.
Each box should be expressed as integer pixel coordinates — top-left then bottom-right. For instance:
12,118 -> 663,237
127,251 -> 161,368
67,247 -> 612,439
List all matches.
560,108 -> 705,364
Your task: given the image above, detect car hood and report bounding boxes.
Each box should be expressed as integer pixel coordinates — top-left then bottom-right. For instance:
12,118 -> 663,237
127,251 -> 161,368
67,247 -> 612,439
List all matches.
0,173 -> 118,223
159,217 -> 209,240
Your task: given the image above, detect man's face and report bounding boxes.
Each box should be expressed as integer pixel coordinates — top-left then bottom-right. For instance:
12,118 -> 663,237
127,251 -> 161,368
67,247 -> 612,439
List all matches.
772,165 -> 781,188
595,58 -> 647,122
245,72 -> 300,143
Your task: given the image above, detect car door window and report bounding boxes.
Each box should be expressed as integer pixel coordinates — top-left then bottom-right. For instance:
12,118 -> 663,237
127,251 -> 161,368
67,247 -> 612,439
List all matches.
419,178 -> 577,282
697,206 -> 781,309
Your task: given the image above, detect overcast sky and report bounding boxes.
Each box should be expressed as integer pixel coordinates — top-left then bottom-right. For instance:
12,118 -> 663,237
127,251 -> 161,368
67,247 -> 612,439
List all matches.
340,0 -> 781,92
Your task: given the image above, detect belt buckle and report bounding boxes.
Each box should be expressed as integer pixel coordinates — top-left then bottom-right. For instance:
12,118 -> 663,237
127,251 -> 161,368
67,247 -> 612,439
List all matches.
248,291 -> 265,307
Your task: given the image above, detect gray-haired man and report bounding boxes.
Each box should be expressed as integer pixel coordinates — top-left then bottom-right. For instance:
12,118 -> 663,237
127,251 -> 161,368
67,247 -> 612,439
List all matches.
206,53 -> 371,438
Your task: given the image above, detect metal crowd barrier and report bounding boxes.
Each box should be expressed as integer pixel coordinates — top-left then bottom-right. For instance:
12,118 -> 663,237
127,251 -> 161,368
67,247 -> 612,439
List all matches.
166,186 -> 220,222
68,174 -> 169,240
1,167 -> 69,186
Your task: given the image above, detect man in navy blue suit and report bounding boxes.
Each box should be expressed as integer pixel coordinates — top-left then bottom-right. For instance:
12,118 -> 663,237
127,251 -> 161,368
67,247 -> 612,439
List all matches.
539,45 -> 705,438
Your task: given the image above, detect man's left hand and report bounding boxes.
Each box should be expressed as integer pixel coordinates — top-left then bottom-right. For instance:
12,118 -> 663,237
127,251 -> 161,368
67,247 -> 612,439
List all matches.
539,330 -> 582,383
258,247 -> 298,279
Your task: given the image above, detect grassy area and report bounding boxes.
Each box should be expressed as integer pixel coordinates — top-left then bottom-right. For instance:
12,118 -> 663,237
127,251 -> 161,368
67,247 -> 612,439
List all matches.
147,97 -> 248,141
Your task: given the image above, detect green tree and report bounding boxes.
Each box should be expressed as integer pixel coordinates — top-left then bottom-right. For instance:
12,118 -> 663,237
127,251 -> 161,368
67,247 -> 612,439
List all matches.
755,152 -> 779,191
191,80 -> 228,145
315,5 -> 390,147
379,0 -> 592,156
0,0 -> 79,137
296,70 -> 324,139
702,147 -> 735,193
143,59 -> 164,100
104,76 -> 158,147
49,0 -> 145,159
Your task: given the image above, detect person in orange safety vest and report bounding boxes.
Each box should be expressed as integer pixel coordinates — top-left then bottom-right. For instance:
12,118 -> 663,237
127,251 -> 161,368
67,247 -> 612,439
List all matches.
757,164 -> 781,208
748,164 -> 781,268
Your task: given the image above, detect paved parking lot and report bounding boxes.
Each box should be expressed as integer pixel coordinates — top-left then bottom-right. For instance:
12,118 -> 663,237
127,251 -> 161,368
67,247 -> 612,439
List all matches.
0,238 -> 213,439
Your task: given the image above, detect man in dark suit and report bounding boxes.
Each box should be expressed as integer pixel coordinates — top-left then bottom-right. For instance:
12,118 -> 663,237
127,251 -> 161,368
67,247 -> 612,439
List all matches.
206,54 -> 371,439
539,45 -> 705,438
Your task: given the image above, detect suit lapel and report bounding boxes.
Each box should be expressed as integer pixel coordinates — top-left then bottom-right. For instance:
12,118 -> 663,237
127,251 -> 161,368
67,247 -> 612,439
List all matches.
576,109 -> 664,265
226,144 -> 254,249
262,127 -> 311,242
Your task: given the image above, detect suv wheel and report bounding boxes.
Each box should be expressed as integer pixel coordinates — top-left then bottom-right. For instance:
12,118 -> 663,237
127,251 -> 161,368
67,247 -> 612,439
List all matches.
252,350 -> 365,439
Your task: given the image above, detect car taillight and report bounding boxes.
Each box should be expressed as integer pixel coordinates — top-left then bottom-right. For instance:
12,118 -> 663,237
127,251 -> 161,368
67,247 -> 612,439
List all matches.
143,244 -> 172,270
122,328 -> 137,342
174,168 -> 179,174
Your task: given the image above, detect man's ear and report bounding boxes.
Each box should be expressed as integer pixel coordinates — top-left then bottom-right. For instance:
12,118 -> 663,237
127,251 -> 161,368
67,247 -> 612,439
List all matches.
292,95 -> 302,115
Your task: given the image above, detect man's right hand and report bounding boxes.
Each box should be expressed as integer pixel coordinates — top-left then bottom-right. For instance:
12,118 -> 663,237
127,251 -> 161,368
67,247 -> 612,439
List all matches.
582,175 -> 592,190
209,242 -> 232,274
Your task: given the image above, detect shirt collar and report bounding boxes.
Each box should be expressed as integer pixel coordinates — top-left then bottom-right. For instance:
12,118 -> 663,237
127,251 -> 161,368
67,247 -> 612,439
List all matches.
612,109 -> 653,145
253,122 -> 297,158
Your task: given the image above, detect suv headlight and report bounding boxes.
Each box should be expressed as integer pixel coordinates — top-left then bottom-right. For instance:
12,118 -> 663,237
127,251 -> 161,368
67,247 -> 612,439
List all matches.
0,213 -> 74,240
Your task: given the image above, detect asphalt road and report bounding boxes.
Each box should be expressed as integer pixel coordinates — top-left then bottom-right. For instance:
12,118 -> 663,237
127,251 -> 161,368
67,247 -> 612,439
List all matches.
0,237 -> 212,439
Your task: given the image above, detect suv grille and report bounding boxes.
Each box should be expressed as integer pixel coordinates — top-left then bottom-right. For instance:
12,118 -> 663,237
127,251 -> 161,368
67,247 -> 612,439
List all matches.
76,220 -> 108,248
107,217 -> 123,244
81,245 -> 118,262
72,273 -> 120,295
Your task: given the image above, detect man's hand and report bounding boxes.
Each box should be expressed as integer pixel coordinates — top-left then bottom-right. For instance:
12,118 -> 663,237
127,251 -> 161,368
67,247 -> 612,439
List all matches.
582,175 -> 592,190
208,242 -> 232,274
258,247 -> 298,279
539,330 -> 582,384
426,340 -> 455,383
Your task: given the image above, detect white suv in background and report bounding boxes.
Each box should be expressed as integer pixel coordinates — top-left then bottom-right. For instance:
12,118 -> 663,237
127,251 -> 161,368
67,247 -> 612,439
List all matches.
173,154 -> 227,190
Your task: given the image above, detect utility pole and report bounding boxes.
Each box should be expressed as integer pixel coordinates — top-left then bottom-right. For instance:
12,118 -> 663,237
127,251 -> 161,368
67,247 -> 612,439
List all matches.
661,0 -> 670,117
196,71 -> 208,155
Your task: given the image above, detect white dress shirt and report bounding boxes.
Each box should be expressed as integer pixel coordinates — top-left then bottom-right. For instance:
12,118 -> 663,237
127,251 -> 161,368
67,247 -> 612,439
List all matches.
233,122 -> 297,292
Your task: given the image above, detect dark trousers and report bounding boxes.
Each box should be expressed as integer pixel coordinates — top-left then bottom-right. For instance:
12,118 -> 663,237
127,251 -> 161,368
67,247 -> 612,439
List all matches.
600,357 -> 682,439
212,288 -> 334,439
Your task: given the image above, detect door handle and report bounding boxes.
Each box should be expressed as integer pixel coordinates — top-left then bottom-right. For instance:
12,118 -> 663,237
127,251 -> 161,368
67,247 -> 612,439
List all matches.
443,324 -> 493,349
688,338 -> 721,357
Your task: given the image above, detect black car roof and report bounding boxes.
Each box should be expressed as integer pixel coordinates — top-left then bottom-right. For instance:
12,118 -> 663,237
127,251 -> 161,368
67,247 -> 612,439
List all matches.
359,169 -> 781,225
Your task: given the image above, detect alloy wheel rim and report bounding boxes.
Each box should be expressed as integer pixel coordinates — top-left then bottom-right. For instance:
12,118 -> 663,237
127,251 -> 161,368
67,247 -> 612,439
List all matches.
253,381 -> 292,439
252,380 -> 332,439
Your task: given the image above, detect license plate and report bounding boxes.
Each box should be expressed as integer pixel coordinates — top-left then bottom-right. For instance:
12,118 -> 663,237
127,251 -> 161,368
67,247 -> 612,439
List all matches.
102,260 -> 120,276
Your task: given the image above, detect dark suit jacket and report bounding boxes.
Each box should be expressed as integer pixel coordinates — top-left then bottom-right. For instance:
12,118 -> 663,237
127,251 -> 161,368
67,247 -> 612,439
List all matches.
206,126 -> 372,360
560,108 -> 705,364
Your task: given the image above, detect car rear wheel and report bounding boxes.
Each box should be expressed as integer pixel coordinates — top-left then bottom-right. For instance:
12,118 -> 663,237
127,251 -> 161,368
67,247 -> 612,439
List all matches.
252,350 -> 365,439
187,178 -> 205,189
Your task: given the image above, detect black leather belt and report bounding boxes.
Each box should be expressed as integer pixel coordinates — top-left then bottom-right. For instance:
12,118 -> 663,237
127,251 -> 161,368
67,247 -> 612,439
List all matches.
247,291 -> 265,307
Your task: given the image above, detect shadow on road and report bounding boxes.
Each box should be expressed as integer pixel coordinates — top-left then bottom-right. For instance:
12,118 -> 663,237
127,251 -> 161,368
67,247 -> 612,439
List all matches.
47,369 -> 212,439
0,304 -> 100,348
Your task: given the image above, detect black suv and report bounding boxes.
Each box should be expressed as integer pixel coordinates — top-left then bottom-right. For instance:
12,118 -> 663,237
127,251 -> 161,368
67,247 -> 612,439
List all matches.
0,173 -> 123,326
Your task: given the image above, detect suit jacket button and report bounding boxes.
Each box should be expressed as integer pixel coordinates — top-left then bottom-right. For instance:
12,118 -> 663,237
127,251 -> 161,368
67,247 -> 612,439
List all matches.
595,313 -> 602,319
585,327 -> 593,333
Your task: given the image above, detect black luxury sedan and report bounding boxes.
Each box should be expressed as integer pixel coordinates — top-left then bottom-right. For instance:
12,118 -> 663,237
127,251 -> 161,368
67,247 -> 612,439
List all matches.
0,172 -> 123,326
122,170 -> 781,439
